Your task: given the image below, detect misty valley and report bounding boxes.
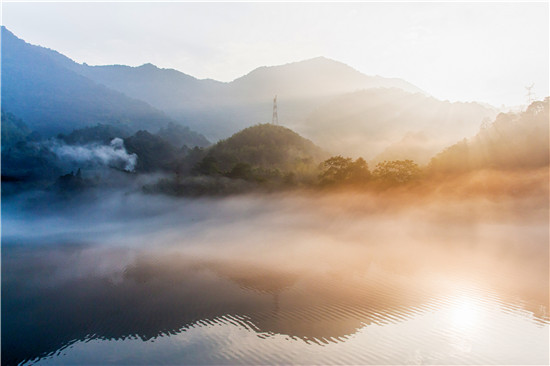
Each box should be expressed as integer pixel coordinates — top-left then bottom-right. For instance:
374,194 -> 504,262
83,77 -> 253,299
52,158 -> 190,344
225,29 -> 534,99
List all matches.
1,20 -> 549,366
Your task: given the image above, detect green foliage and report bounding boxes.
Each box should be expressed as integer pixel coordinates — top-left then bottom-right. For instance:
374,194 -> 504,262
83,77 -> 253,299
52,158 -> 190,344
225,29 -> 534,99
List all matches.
183,123 -> 326,188
192,155 -> 221,176
123,130 -> 179,173
372,160 -> 421,184
318,156 -> 371,186
207,124 -> 326,172
225,163 -> 254,181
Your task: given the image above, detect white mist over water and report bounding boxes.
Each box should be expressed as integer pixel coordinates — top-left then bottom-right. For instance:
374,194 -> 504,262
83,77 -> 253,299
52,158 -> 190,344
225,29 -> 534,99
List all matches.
2,185 -> 548,365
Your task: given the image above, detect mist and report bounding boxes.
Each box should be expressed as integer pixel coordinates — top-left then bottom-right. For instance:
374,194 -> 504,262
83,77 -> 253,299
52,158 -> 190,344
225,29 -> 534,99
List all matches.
3,170 -> 547,287
51,137 -> 137,172
3,166 -> 548,365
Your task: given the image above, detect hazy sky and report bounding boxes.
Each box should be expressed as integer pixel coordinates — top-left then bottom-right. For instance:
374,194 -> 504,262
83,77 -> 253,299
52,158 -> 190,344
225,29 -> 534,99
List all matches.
2,2 -> 548,107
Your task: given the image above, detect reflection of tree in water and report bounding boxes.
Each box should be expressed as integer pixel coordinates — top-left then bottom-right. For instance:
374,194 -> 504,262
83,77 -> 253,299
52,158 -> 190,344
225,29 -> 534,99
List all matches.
213,262 -> 301,318
1,247 -> 413,364
2,244 -> 548,365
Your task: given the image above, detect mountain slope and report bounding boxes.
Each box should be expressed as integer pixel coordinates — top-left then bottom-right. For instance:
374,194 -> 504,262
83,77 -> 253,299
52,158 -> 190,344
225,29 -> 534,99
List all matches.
295,88 -> 497,163
229,57 -> 422,101
429,98 -> 549,172
64,56 -> 426,140
1,27 -> 180,136
2,27 -> 496,156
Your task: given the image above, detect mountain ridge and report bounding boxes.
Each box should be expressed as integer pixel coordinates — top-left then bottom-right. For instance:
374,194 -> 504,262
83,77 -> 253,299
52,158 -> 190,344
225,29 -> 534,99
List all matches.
2,26 -> 498,159
1,27 -> 209,145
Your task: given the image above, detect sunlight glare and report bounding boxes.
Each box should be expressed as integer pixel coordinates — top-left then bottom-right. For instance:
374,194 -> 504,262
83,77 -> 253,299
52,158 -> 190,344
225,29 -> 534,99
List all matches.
451,298 -> 480,331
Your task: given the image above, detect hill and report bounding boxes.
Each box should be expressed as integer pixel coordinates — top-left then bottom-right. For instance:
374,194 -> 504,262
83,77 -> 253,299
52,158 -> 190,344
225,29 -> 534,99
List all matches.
429,98 -> 549,172
295,88 -> 496,164
202,124 -> 327,173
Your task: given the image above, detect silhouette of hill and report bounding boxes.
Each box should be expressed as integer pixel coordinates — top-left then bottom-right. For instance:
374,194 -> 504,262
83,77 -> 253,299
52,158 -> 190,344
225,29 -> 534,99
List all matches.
430,98 -> 549,172
204,123 -> 327,172
295,88 -> 496,163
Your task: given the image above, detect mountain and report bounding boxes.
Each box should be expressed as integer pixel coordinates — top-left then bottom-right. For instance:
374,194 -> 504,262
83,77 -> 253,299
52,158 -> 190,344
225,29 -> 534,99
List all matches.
1,110 -> 32,150
0,27 -> 204,140
62,56 -> 425,140
229,57 -> 422,101
2,27 -> 495,159
64,56 -> 494,154
56,124 -> 133,145
429,98 -> 549,172
156,122 -> 210,149
293,88 -> 497,164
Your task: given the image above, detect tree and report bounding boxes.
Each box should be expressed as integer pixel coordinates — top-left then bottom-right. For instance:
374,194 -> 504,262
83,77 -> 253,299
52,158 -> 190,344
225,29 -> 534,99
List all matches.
225,162 -> 254,180
372,160 -> 421,184
319,156 -> 370,185
192,155 -> 221,176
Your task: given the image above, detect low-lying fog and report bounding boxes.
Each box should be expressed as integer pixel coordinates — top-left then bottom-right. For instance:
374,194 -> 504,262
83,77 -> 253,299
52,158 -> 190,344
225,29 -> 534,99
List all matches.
2,173 -> 548,364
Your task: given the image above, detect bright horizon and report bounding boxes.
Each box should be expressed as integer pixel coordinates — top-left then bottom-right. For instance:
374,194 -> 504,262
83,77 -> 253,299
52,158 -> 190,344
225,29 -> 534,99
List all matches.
2,2 -> 549,107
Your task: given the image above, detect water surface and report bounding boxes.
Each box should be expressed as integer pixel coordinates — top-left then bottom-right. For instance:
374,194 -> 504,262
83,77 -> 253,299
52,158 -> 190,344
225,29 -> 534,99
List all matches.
2,191 -> 548,365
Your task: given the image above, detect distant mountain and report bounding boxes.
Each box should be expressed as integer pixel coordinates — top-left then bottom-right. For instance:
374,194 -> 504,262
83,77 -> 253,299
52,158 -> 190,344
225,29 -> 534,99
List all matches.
430,98 -> 549,172
229,57 -> 422,101
293,88 -> 497,164
57,124 -> 133,145
1,110 -> 32,150
156,122 -> 210,149
63,56 -> 425,140
65,56 -> 495,153
2,27 -> 496,159
0,27 -> 205,140
67,63 -> 225,114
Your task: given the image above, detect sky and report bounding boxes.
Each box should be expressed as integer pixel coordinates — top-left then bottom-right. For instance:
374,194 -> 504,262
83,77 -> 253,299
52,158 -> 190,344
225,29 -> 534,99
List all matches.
2,2 -> 548,107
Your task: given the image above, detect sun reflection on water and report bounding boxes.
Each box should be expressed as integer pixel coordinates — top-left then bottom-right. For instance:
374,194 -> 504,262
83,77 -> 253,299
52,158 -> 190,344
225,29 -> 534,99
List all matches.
450,298 -> 480,331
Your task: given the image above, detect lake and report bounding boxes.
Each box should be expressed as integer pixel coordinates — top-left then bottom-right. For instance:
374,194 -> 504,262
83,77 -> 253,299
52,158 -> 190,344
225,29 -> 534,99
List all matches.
2,190 -> 548,365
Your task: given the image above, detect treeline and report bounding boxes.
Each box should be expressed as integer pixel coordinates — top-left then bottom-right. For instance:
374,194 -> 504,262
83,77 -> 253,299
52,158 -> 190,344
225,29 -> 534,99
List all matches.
2,98 -> 548,198
149,153 -> 424,196
151,97 -> 549,196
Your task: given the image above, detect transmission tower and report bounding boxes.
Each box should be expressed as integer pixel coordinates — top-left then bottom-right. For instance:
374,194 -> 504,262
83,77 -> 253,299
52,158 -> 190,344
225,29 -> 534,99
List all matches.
525,83 -> 535,105
272,95 -> 278,125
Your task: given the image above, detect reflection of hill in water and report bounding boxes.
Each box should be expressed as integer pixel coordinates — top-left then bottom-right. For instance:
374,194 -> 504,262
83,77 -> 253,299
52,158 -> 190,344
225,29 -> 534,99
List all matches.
3,243 -> 548,366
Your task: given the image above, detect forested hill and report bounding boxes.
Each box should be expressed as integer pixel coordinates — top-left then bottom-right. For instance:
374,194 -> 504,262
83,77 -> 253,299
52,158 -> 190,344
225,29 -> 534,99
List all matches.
203,123 -> 327,172
429,98 -> 549,172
